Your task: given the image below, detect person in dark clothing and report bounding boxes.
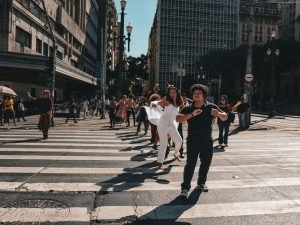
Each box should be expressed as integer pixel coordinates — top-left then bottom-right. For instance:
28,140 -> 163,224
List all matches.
176,84 -> 228,199
135,97 -> 149,135
217,95 -> 231,147
28,90 -> 53,139
108,96 -> 117,128
236,97 -> 250,129
66,97 -> 77,123
0,98 -> 4,126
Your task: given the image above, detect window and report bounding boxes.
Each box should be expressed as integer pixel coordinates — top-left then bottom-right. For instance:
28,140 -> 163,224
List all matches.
16,26 -> 31,48
36,38 -> 42,53
43,43 -> 48,56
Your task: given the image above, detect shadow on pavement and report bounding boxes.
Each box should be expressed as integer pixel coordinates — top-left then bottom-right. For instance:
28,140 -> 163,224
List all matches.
0,138 -> 42,145
126,189 -> 202,225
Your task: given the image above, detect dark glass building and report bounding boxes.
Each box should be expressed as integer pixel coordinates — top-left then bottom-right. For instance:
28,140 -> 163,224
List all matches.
151,0 -> 239,91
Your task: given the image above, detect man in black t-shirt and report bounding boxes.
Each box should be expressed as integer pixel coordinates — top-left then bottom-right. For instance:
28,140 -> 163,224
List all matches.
176,84 -> 228,199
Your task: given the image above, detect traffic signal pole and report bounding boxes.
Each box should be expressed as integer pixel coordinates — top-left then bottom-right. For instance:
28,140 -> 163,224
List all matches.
41,0 -> 57,126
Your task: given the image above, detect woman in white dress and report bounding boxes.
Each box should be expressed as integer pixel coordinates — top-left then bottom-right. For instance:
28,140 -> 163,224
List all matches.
155,86 -> 184,169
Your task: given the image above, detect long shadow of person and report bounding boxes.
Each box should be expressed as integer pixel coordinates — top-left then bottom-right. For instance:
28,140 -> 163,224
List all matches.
97,160 -> 174,194
126,189 -> 202,225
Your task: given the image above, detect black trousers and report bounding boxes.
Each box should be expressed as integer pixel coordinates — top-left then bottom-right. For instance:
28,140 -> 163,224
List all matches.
66,111 -> 77,123
17,111 -> 26,121
126,108 -> 135,126
181,140 -> 213,191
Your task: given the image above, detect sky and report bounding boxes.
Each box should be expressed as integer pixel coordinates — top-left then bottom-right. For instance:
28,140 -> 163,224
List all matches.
116,0 -> 157,57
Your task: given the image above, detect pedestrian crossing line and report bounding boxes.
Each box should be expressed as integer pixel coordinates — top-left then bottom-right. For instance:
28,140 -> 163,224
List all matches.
0,134 -> 149,139
0,207 -> 90,222
1,147 -> 300,154
0,163 -> 299,174
1,143 -> 151,147
0,177 -> 299,193
0,138 -> 143,143
94,199 -> 300,220
0,154 -> 299,161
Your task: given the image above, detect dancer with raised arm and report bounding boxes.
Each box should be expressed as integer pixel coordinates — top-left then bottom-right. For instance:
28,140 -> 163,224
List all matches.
155,86 -> 184,170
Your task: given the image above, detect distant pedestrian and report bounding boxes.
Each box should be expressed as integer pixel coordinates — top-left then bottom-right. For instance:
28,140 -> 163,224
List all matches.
108,96 -> 117,128
17,99 -> 27,122
217,95 -> 231,147
82,99 -> 89,120
126,94 -> 136,127
65,97 -> 77,123
95,98 -> 102,117
28,90 -> 53,139
233,97 -> 250,129
135,97 -> 149,135
4,96 -> 16,126
148,94 -> 161,149
116,95 -> 127,123
0,98 -> 4,126
176,84 -> 228,199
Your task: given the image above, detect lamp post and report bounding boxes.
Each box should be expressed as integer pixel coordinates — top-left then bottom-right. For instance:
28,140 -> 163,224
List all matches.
118,0 -> 132,95
266,30 -> 280,116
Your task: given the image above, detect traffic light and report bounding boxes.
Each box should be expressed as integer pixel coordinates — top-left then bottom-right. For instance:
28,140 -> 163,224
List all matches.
45,56 -> 54,87
45,56 -> 54,74
46,75 -> 52,87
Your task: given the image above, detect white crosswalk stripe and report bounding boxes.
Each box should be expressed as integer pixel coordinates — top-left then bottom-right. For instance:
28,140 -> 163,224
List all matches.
0,116 -> 299,224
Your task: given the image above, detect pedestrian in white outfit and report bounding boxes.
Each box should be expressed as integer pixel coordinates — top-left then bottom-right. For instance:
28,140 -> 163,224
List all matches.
156,86 -> 184,170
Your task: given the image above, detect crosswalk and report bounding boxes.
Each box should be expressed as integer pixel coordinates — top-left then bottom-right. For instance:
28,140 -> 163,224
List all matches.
0,116 -> 299,224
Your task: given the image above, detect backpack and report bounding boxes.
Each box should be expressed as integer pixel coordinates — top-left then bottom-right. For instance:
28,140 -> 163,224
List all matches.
228,111 -> 235,123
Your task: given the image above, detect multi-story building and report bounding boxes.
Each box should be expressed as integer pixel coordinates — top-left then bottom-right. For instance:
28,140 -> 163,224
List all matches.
279,0 -> 300,41
239,0 -> 280,46
147,10 -> 158,90
0,0 -> 102,100
149,0 -> 239,91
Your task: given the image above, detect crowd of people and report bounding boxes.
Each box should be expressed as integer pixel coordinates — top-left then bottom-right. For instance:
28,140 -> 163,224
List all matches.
1,84 -> 252,199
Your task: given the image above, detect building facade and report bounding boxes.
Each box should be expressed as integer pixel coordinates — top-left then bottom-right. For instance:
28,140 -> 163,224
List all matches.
239,0 -> 280,46
149,0 -> 239,91
279,0 -> 300,41
0,0 -> 102,100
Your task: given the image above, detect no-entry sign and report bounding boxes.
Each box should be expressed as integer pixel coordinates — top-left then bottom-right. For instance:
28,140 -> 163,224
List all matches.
245,73 -> 254,82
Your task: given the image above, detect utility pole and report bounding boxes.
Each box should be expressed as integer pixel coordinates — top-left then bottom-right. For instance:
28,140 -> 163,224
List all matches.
41,0 -> 57,127
244,0 -> 255,127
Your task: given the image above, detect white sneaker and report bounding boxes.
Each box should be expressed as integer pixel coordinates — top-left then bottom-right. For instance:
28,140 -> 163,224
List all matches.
180,189 -> 189,199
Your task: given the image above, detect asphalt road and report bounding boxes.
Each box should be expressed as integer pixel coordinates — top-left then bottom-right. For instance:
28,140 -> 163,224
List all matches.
0,114 -> 299,225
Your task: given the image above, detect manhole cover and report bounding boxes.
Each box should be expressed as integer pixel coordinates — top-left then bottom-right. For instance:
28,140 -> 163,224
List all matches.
0,199 -> 70,225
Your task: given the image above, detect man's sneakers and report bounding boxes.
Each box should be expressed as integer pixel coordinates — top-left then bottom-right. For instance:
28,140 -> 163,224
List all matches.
195,184 -> 208,192
180,189 -> 189,199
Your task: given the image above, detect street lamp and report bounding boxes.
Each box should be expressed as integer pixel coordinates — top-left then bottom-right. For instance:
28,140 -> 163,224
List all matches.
118,0 -> 133,95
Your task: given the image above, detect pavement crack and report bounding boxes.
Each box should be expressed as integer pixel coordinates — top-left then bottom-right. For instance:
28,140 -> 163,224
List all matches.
16,147 -> 72,191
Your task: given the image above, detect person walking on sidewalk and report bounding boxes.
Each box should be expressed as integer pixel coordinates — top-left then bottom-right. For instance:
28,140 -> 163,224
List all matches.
217,95 -> 231,147
28,90 -> 53,139
108,96 -> 117,128
176,84 -> 227,199
156,85 -> 184,170
4,96 -> 16,126
0,98 -> 4,126
65,97 -> 77,123
17,99 -> 27,122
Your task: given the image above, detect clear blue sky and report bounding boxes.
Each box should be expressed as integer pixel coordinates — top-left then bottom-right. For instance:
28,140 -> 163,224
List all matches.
116,0 -> 157,57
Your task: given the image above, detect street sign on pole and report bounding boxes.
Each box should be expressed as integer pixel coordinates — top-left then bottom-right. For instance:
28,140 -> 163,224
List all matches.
245,73 -> 254,83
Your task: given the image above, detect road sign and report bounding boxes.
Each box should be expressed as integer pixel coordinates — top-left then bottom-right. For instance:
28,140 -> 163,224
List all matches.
245,73 -> 254,82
